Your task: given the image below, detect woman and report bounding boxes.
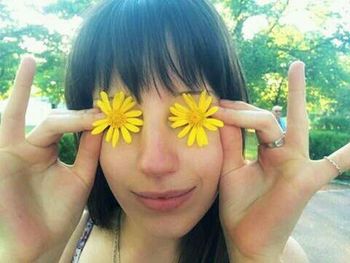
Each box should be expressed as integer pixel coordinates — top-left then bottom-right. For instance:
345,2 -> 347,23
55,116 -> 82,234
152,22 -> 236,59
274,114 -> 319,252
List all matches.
0,0 -> 348,262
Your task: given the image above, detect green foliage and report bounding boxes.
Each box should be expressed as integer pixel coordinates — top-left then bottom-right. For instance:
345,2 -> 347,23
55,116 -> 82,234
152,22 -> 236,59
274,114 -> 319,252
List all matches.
313,115 -> 350,132
0,6 -> 65,105
309,130 -> 350,178
0,3 -> 25,96
244,131 -> 258,160
58,133 -> 77,165
43,0 -> 99,19
215,0 -> 350,118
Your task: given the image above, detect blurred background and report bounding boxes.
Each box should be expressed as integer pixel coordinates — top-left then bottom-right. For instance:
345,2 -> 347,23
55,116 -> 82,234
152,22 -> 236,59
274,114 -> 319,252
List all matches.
1,0 -> 349,169
0,1 -> 349,260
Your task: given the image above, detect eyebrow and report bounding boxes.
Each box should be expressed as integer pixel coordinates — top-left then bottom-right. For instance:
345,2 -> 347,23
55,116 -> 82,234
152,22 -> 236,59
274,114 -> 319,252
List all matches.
93,90 -> 212,101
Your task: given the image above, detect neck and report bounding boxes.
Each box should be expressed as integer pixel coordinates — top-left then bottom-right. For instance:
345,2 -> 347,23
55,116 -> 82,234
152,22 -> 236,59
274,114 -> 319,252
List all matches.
118,211 -> 180,263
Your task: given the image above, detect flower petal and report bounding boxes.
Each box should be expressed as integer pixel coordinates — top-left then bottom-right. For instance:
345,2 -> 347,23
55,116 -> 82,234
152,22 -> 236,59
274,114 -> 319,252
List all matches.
100,91 -> 112,111
168,116 -> 183,122
182,93 -> 197,110
170,106 -> 186,117
91,123 -> 109,135
196,126 -> 208,147
204,106 -> 218,117
100,91 -> 109,101
171,119 -> 189,128
203,119 -> 218,131
203,96 -> 213,112
178,124 -> 193,138
97,100 -> 111,115
112,128 -> 120,147
174,103 -> 189,113
113,91 -> 125,110
206,118 -> 224,127
124,123 -> 140,133
187,126 -> 197,146
121,126 -> 132,144
124,110 -> 142,117
198,90 -> 207,110
121,96 -> 136,112
105,126 -> 114,142
92,118 -> 109,127
127,118 -> 144,126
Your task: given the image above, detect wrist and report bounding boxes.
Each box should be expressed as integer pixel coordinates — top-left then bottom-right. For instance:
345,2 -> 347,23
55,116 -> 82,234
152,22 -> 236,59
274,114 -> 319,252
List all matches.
228,246 -> 282,263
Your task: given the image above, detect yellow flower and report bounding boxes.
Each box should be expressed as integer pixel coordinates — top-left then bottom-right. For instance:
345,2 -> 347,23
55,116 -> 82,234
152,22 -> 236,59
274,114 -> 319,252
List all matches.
91,91 -> 143,147
168,90 -> 224,147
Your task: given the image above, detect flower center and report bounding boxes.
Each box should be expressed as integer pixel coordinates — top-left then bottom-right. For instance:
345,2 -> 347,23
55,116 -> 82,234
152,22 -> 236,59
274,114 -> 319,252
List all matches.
110,111 -> 127,128
189,110 -> 204,125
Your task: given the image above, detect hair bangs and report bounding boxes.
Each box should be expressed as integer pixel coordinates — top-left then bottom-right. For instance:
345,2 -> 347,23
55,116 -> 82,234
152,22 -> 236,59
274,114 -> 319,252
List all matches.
93,0 -> 229,102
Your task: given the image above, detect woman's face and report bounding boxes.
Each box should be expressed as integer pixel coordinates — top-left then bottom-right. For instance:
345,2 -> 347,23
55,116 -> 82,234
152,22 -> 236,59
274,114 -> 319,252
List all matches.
94,75 -> 223,239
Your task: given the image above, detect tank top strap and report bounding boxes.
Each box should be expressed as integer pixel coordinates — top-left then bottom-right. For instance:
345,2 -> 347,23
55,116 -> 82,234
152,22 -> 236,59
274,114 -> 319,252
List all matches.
71,216 -> 94,263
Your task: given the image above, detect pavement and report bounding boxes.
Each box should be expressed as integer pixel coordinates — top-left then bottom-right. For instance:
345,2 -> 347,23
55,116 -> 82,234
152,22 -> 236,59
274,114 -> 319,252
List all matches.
292,182 -> 350,263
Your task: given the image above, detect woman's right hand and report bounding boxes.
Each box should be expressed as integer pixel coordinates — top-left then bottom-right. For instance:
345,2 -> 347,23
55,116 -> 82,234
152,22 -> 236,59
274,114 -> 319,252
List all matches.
0,56 -> 103,262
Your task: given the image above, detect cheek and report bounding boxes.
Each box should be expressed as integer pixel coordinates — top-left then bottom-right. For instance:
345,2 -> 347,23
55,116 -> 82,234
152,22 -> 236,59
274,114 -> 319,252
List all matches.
185,131 -> 223,189
99,129 -> 224,190
99,141 -> 133,185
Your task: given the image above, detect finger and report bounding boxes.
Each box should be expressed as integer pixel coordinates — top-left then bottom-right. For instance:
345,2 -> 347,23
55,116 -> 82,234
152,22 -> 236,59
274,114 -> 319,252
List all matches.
26,109 -> 105,147
219,100 -> 262,112
215,106 -> 283,145
0,55 -> 36,144
219,124 -> 245,175
286,61 -> 309,149
71,131 -> 103,190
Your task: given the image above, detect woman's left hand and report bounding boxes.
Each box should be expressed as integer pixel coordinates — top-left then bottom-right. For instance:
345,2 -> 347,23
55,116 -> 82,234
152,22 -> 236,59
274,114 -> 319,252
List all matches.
215,61 -> 350,262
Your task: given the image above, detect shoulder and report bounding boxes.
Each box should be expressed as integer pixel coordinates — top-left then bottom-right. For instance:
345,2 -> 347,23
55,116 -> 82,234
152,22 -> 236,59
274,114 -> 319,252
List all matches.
59,209 -> 90,263
280,237 -> 309,263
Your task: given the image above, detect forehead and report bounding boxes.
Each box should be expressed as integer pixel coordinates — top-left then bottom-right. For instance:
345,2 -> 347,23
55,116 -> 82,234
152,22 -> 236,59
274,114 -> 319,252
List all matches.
93,72 -> 214,101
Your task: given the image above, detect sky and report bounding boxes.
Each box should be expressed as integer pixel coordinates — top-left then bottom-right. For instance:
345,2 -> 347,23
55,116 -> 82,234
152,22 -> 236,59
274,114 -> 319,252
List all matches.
3,0 -> 350,32
2,0 -> 350,47
2,0 -> 82,37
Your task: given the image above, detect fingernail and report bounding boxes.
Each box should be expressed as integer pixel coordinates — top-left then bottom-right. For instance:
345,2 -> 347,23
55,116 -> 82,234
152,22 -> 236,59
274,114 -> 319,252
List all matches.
95,113 -> 105,119
220,99 -> 241,104
86,108 -> 100,113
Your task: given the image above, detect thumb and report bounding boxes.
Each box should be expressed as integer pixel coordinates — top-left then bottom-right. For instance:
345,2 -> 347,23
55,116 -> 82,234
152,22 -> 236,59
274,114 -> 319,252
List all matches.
72,132 -> 103,188
219,123 -> 245,175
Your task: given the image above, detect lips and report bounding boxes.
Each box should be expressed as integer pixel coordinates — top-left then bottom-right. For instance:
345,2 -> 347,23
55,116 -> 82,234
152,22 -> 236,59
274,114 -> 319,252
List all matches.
134,187 -> 195,199
133,187 -> 196,212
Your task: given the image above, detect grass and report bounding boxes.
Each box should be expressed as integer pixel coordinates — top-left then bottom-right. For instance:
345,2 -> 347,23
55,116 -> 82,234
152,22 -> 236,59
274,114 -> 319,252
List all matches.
244,130 -> 258,160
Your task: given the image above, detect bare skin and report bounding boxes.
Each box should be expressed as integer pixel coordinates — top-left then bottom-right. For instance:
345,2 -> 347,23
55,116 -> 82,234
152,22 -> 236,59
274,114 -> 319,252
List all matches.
0,56 -> 103,262
0,57 -> 349,263
215,61 -> 350,262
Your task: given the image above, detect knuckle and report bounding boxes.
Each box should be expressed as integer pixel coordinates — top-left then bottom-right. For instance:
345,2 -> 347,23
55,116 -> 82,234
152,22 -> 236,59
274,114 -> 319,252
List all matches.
42,114 -> 58,131
260,111 -> 276,128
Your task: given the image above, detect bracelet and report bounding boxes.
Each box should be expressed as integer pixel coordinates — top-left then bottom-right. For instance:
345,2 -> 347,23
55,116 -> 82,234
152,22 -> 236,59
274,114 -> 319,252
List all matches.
324,156 -> 343,176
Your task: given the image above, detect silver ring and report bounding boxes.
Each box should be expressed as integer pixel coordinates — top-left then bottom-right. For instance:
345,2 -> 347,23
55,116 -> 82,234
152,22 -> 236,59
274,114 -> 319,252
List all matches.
258,133 -> 286,149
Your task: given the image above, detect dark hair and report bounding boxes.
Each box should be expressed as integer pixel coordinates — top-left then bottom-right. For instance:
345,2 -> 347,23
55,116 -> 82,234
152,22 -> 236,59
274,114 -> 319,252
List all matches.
65,0 -> 248,262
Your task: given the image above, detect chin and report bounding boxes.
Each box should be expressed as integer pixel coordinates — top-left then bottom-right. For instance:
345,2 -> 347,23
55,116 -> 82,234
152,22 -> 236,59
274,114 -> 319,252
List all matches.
139,194 -> 218,240
147,215 -> 201,239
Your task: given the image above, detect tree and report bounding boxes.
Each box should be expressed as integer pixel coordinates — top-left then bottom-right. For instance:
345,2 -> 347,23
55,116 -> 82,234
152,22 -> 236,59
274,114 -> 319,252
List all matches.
0,0 -> 97,107
212,0 -> 350,117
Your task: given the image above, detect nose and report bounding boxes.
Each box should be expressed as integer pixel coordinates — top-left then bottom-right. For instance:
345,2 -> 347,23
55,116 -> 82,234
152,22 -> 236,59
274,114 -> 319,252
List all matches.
138,113 -> 180,178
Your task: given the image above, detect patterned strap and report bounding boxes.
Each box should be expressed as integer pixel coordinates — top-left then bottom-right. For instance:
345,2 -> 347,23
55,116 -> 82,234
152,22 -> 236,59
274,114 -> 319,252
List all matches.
71,217 -> 94,263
